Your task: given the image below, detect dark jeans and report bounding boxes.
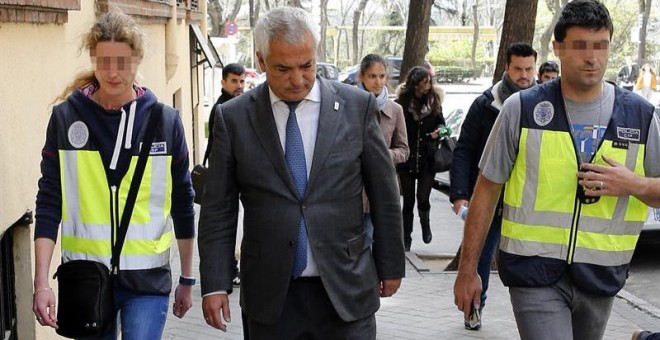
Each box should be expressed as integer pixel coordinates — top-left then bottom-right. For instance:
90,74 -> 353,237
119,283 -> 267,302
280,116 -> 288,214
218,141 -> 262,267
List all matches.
478,212 -> 502,307
399,171 -> 436,213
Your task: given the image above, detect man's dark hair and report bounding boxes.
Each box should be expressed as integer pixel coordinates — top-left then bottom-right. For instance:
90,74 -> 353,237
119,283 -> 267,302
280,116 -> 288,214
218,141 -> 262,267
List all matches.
506,42 -> 537,65
222,63 -> 245,80
554,0 -> 613,42
538,60 -> 559,75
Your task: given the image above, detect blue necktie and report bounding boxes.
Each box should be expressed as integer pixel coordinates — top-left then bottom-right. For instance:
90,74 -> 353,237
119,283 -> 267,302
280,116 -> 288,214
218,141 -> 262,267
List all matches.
285,101 -> 308,278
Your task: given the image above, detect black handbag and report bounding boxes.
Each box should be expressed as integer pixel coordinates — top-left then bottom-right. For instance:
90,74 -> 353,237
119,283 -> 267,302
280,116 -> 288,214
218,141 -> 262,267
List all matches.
430,136 -> 456,173
53,103 -> 163,338
191,162 -> 207,205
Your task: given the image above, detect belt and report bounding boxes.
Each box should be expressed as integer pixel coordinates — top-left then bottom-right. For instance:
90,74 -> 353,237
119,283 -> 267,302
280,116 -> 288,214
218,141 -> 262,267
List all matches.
291,276 -> 321,283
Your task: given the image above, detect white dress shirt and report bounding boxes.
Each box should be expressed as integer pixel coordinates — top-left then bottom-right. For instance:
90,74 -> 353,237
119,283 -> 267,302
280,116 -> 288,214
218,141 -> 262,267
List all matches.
269,80 -> 321,277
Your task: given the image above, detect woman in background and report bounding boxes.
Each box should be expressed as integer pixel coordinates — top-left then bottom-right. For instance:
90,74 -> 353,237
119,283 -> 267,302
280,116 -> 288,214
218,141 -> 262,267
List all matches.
396,66 -> 445,251
357,53 -> 409,246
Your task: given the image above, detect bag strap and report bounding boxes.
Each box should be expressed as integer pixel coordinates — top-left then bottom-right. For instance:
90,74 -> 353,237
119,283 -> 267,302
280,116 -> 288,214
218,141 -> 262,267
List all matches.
110,103 -> 164,273
202,151 -> 209,167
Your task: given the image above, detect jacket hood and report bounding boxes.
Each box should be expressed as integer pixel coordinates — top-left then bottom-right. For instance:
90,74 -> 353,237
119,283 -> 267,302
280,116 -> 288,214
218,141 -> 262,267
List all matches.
65,86 -> 160,183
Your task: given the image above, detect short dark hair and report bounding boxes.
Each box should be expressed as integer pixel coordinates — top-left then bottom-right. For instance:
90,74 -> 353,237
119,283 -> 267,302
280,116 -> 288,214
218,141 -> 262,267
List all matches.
554,0 -> 613,43
506,42 -> 537,65
538,60 -> 559,75
222,63 -> 245,80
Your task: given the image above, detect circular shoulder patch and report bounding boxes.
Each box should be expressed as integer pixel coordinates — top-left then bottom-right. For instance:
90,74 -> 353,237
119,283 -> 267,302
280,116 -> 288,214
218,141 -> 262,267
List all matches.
533,101 -> 554,127
68,121 -> 89,148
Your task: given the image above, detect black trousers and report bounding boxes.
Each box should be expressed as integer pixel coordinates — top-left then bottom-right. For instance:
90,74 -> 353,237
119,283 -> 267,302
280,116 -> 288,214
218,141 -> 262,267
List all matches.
399,171 -> 436,213
243,277 -> 376,340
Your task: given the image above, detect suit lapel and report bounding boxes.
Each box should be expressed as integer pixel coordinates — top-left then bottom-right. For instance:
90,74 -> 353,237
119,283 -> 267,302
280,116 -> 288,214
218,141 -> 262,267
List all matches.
247,84 -> 299,197
308,78 -> 342,191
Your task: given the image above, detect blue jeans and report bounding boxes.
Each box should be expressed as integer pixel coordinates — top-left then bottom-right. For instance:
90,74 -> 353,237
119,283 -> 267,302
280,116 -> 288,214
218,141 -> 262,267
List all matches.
79,280 -> 169,340
477,213 -> 501,307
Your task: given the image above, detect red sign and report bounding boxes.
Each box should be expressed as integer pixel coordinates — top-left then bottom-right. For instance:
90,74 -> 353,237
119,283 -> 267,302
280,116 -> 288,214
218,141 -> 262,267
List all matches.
225,20 -> 238,36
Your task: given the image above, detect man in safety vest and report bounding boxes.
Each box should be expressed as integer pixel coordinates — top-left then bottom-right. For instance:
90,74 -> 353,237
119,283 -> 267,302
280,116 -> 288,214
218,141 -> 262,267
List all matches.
453,1 -> 660,339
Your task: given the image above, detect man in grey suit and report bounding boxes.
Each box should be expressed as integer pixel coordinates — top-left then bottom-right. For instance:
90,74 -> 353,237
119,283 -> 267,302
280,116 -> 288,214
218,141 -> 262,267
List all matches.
198,6 -> 405,339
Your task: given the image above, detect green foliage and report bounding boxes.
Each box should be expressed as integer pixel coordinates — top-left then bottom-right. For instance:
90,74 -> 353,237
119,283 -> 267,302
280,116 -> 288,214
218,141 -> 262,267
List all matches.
427,39 -> 488,64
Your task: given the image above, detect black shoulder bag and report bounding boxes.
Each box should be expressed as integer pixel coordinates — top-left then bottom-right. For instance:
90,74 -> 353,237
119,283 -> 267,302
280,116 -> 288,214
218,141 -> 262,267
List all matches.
54,103 -> 163,339
191,153 -> 208,205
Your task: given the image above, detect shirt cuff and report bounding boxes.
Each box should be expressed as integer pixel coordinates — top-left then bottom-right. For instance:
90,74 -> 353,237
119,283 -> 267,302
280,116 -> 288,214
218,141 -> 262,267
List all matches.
202,290 -> 228,297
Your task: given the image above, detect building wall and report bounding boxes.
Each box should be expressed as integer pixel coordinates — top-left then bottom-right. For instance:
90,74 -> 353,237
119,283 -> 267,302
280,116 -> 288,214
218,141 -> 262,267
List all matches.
0,0 -> 206,338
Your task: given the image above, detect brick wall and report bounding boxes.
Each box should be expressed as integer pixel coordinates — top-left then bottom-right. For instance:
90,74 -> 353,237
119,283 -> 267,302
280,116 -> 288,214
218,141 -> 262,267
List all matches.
0,0 -> 200,25
0,0 -> 80,24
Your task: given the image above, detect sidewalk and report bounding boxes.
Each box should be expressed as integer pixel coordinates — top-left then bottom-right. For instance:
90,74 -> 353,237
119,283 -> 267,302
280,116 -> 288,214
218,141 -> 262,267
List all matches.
164,189 -> 660,339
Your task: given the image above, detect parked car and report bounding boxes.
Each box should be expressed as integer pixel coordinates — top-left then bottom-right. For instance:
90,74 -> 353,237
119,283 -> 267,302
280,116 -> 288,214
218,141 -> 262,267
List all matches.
386,57 -> 436,90
339,64 -> 360,86
317,62 -> 340,80
645,207 -> 660,231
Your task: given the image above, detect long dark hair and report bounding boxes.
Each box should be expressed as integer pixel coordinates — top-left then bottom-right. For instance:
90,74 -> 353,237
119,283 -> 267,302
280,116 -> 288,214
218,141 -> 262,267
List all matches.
397,66 -> 441,117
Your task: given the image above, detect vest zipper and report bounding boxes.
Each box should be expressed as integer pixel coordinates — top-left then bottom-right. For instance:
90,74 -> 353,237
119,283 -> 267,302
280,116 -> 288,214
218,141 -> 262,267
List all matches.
566,197 -> 582,264
110,185 -> 119,274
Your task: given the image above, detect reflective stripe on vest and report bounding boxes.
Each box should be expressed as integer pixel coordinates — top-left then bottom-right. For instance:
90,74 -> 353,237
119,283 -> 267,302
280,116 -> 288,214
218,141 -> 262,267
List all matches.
60,150 -> 173,270
501,129 -> 647,267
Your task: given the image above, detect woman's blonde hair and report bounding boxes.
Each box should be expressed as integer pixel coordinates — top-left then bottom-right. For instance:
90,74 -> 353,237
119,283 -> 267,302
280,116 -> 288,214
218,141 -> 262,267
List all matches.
54,9 -> 145,103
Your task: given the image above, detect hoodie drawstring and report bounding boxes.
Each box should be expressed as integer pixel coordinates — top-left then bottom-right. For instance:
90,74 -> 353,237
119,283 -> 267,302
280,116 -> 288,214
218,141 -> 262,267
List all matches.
110,107 -> 127,170
124,101 -> 137,150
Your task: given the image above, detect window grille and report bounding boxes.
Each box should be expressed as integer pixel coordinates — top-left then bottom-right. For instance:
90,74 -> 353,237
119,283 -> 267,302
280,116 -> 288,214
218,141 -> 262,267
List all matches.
0,228 -> 17,340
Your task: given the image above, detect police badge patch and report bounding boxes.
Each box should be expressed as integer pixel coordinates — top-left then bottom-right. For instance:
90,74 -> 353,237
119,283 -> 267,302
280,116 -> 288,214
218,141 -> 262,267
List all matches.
68,121 -> 89,148
533,101 -> 554,126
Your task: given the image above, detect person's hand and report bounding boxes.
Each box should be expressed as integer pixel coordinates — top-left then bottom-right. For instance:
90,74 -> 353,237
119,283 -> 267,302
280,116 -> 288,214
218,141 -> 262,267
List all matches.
430,129 -> 440,139
578,155 -> 641,197
202,294 -> 231,331
379,278 -> 402,297
172,284 -> 193,319
453,270 -> 482,320
452,199 -> 469,215
32,287 -> 58,328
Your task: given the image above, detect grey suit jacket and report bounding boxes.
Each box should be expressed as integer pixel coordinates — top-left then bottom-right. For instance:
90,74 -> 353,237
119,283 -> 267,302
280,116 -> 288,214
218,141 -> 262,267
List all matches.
198,77 -> 405,324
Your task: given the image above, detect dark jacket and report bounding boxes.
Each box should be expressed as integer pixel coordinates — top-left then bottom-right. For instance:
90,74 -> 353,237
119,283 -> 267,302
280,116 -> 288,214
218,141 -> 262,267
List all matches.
395,86 -> 445,174
204,88 -> 234,163
449,85 -> 500,203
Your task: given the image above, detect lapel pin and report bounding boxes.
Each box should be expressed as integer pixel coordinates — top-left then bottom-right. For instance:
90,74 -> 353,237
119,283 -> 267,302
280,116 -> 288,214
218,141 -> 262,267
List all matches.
334,102 -> 339,111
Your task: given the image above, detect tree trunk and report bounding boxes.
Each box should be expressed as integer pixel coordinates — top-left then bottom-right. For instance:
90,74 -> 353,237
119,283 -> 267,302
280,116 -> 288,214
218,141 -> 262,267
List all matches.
538,0 -> 567,64
207,0 -> 223,37
400,0 -> 433,86
352,0 -> 369,65
637,0 -> 652,65
492,0 -> 538,85
471,3 -> 479,68
318,0 -> 329,62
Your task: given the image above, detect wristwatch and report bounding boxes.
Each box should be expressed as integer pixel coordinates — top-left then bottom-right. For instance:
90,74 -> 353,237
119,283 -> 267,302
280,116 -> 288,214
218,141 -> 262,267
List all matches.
179,276 -> 196,286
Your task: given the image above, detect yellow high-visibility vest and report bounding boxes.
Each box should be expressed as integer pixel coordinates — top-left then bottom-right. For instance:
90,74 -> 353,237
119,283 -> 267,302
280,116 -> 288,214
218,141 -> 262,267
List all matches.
498,81 -> 654,296
60,150 -> 173,270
